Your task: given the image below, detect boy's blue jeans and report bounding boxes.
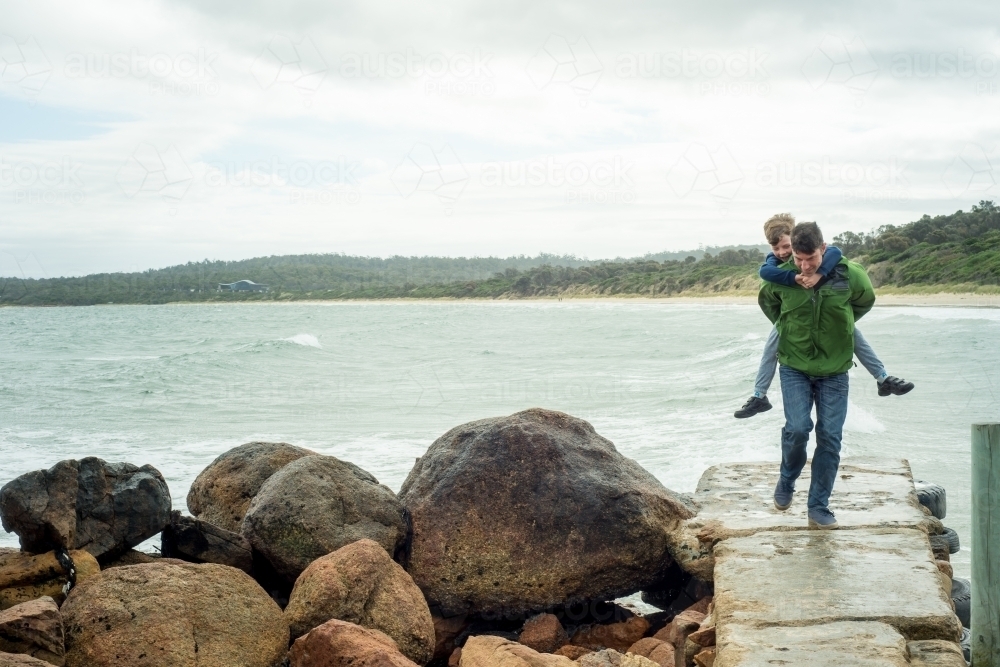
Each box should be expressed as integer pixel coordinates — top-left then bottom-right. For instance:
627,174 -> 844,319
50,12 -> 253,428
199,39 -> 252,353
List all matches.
778,365 -> 849,511
754,326 -> 885,397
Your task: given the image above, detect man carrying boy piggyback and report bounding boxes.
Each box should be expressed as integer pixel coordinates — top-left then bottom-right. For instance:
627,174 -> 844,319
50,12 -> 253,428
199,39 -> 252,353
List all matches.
734,213 -> 913,419
752,220 -> 911,528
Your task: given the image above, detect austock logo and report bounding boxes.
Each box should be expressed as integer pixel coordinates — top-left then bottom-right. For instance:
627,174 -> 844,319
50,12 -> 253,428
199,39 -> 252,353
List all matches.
666,143 -> 744,211
0,34 -> 52,94
391,143 -> 469,213
116,144 -> 193,202
526,34 -> 603,99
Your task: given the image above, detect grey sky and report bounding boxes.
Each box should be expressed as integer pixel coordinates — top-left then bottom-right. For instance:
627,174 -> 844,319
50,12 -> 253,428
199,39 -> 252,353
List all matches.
1,0 -> 998,277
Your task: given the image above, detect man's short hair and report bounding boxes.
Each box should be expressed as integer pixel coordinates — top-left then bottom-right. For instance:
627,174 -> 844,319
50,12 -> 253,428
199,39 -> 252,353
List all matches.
763,213 -> 795,245
791,222 -> 824,254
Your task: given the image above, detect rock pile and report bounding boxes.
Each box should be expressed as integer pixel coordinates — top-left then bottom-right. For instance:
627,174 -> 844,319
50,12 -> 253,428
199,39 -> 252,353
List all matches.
0,412 -> 716,666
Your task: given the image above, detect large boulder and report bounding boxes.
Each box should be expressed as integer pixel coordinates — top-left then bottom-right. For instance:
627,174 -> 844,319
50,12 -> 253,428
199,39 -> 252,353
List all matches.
398,409 -> 695,616
61,561 -> 288,667
284,539 -> 434,664
0,549 -> 100,610
0,458 -> 171,562
242,456 -> 407,581
0,597 -> 64,666
288,619 -> 418,667
187,442 -> 316,533
160,511 -> 253,573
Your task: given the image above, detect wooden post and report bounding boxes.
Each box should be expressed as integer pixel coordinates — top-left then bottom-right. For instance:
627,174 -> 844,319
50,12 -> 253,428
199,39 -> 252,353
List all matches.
972,423 -> 1000,666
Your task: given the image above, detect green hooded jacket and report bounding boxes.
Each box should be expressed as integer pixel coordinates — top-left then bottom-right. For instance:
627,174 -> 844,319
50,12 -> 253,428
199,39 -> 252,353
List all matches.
758,257 -> 876,377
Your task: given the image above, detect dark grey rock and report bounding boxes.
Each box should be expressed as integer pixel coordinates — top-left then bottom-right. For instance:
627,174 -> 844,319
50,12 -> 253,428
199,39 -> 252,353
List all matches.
0,457 -> 171,562
160,511 -> 253,573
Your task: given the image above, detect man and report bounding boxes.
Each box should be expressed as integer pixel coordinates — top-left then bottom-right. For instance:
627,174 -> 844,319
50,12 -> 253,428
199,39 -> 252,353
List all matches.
758,221 -> 876,529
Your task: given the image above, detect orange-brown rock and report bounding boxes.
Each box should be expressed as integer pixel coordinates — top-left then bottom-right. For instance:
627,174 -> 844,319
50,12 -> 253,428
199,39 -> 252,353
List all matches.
433,614 -> 470,660
288,619 -> 418,667
686,626 -> 715,649
448,648 -> 462,667
284,539 -> 434,664
692,647 -> 715,667
0,549 -> 99,610
625,638 -> 674,667
398,409 -> 695,616
652,610 -> 705,648
518,614 -> 569,653
187,441 -> 316,532
935,560 -> 954,579
685,597 -> 712,616
459,635 -> 576,667
553,645 -> 592,660
0,596 -> 64,666
61,561 -> 288,667
571,617 -> 649,652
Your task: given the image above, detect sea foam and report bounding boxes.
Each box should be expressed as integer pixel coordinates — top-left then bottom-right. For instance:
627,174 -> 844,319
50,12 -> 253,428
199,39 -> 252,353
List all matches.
283,334 -> 322,348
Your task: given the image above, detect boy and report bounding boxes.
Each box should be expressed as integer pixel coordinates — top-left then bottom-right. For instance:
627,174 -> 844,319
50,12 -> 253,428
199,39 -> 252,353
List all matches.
734,213 -> 914,419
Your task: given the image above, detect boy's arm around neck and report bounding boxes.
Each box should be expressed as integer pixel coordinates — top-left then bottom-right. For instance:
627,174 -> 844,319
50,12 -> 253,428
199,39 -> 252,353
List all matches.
818,245 -> 843,276
758,252 -> 798,287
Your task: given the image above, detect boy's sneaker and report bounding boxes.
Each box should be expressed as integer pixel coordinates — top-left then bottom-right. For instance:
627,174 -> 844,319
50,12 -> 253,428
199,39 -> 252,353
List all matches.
807,507 -> 839,530
878,376 -> 915,396
774,477 -> 795,510
735,395 -> 772,419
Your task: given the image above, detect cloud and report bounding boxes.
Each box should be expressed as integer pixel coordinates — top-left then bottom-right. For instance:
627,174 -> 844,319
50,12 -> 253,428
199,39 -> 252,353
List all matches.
2,0 -> 1000,276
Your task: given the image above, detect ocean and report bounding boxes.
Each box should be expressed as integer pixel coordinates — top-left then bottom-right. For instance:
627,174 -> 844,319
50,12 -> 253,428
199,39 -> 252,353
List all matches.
2,301 -> 997,580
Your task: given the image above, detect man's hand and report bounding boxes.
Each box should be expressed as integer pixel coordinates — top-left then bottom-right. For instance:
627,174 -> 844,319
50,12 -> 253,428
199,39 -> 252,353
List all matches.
795,273 -> 822,289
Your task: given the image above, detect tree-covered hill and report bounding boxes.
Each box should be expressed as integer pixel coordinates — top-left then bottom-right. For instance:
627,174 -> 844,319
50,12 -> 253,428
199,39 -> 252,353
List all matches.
833,200 -> 1000,287
2,201 -> 999,305
0,246 -> 767,305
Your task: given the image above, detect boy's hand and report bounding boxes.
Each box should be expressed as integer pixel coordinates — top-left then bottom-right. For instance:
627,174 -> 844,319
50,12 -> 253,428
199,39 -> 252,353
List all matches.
795,273 -> 822,289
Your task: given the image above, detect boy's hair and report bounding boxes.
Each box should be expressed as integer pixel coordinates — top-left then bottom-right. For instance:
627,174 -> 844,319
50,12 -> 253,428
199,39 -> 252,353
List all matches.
791,222 -> 824,254
763,213 -> 795,245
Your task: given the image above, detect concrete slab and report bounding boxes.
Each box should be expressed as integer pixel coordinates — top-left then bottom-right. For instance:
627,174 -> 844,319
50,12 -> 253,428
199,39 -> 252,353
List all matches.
715,621 -> 911,667
713,528 -> 962,642
667,458 -> 941,580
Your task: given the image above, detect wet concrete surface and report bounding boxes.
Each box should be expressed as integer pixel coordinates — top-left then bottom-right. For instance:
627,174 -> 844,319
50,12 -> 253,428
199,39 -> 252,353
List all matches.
678,459 -> 965,665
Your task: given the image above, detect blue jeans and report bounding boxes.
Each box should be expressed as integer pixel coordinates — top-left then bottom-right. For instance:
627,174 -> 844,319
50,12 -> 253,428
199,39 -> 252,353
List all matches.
778,365 -> 849,511
754,327 -> 886,396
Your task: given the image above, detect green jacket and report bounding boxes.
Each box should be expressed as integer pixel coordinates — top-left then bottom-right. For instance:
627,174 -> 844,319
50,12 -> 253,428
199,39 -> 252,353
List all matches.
758,257 -> 876,377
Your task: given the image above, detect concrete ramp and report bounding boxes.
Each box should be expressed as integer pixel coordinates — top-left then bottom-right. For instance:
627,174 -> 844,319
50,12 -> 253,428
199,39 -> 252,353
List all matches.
669,458 -> 966,666
668,457 -> 942,581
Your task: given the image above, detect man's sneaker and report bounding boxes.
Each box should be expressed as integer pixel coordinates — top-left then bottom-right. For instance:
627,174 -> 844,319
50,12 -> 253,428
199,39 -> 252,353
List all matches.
735,395 -> 772,419
774,477 -> 795,511
878,376 -> 914,396
808,507 -> 839,530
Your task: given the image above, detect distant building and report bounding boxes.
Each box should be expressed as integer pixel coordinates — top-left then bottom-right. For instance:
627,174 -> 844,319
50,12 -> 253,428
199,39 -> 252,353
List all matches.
218,280 -> 268,292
